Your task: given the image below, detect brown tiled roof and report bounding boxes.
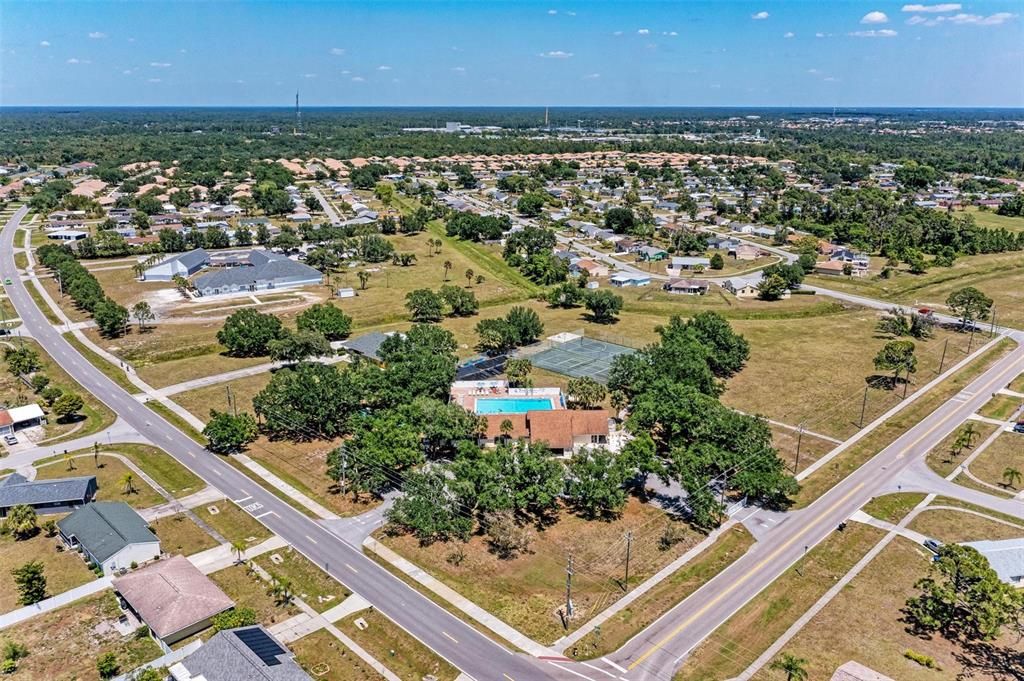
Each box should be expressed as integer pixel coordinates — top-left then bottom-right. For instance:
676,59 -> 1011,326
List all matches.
484,414 -> 528,440
524,410 -> 609,450
113,555 -> 234,639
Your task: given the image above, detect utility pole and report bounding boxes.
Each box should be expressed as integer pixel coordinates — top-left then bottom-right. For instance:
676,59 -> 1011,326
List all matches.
623,532 -> 633,593
938,338 -> 949,374
794,423 -> 805,473
858,385 -> 869,428
968,323 -> 977,354
226,385 -> 236,417
990,307 -> 997,338
564,554 -> 574,622
902,369 -> 910,399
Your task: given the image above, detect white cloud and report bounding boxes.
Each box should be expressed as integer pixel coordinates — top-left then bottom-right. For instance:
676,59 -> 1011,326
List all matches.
122,69 -> 133,75
302,73 -> 316,79
861,11 -> 889,24
906,15 -> 929,24
149,62 -> 172,68
329,47 -> 345,56
377,65 -> 392,71
235,79 -> 245,84
66,57 -> 90,64
39,40 -> 50,47
663,30 -> 678,36
539,50 -> 573,58
88,31 -> 107,39
566,11 -> 576,16
815,32 -> 831,37
341,69 -> 351,75
823,76 -> 839,82
637,28 -> 650,35
147,78 -> 161,83
351,76 -> 365,82
612,30 -> 623,36
751,11 -> 769,20
548,9 -> 557,14
807,68 -> 821,74
451,66 -> 466,73
583,72 -> 601,79
783,31 -> 795,38
947,12 -> 1016,25
849,28 -> 898,37
902,3 -> 961,12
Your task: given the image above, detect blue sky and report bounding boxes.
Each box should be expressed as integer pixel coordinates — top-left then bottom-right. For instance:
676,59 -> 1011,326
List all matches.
2,0 -> 1022,107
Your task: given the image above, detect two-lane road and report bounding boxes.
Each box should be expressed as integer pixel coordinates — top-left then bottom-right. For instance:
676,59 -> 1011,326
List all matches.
1,205 -> 561,681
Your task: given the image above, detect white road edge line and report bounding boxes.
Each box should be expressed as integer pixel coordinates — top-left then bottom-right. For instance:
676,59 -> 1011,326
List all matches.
601,658 -> 628,674
547,661 -> 597,680
234,495 -> 252,504
253,510 -> 277,519
581,661 -> 616,678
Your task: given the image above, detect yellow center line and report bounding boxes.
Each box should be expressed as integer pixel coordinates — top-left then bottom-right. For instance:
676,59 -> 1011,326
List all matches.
628,348 -> 1024,670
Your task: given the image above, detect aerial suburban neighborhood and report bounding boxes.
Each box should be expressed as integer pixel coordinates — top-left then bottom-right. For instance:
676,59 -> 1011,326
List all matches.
0,2 -> 1023,681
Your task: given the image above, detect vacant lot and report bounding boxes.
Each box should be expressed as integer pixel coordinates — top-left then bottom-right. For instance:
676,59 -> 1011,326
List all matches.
149,512 -> 220,556
174,371 -> 271,421
570,525 -> 755,660
378,497 -> 705,645
977,393 -> 1023,421
776,536 -> 1024,681
962,206 -> 1024,233
924,421 -> 1000,478
861,493 -> 928,524
908,507 -> 1024,543
252,546 -> 349,612
209,563 -> 300,627
0,591 -> 163,680
966,432 -> 1024,493
35,455 -> 164,509
0,529 -> 96,614
98,444 -> 204,499
769,423 -> 835,474
1009,372 -> 1024,394
337,609 -> 459,681
292,629 -> 385,681
0,338 -> 115,443
194,500 -> 272,546
676,522 -> 886,681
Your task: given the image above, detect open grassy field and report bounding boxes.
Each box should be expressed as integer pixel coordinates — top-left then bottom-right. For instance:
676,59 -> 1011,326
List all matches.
0,590 -> 163,681
769,424 -> 835,475
794,338 -> 1017,507
252,546 -> 349,613
924,421 -> 1000,478
908,506 -> 1024,543
337,609 -> 460,681
861,492 -> 928,524
149,512 -> 220,556
965,432 -> 1024,492
977,393 -> 1023,421
377,497 -> 707,646
209,563 -> 300,627
776,536 -> 1024,681
194,500 -> 272,546
174,371 -> 272,420
1009,372 -> 1024,394
35,454 -> 164,509
0,529 -> 97,614
98,444 -> 204,498
807,250 -> 1024,330
38,274 -> 91,323
962,206 -> 1024,232
570,525 -> 755,661
676,522 -> 887,681
0,338 -> 115,444
292,629 -> 386,681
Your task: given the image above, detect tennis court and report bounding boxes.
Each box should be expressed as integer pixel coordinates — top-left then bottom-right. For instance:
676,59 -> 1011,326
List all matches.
529,336 -> 635,383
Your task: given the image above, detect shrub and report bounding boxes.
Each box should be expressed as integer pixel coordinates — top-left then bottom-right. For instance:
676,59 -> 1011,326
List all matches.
903,649 -> 940,670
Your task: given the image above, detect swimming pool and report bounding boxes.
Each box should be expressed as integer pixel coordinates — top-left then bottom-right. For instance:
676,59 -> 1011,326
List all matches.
475,397 -> 555,414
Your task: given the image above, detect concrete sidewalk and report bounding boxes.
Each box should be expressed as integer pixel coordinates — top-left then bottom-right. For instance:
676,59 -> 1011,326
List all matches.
139,485 -> 226,522
188,534 -> 288,574
233,453 -> 339,520
155,353 -> 350,397
1,418 -> 148,469
0,576 -> 112,630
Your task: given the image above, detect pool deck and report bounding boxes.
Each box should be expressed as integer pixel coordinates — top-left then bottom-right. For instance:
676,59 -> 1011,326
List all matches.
449,380 -> 565,415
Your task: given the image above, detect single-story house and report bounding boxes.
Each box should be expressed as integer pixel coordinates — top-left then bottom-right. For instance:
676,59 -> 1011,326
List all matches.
47,229 -> 89,242
609,272 -> 651,287
637,246 -> 668,262
0,472 -> 97,517
722,277 -> 761,299
571,259 -> 609,278
664,278 -> 710,296
169,626 -> 312,681
814,260 -> 864,277
482,410 -> 609,455
58,501 -> 160,575
962,538 -> 1024,587
0,403 -> 46,435
670,256 -> 711,270
830,247 -> 870,269
732,244 -> 762,261
288,212 -> 312,223
113,554 -> 235,645
340,331 -> 399,363
144,248 -> 210,282
751,226 -> 776,239
706,236 -> 739,251
192,251 -> 322,296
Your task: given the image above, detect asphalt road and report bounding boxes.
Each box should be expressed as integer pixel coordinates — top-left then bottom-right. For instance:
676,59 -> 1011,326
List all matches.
311,186 -> 342,225
1,206 -> 562,681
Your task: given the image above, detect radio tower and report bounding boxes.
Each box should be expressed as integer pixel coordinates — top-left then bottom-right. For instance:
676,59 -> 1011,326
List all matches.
294,90 -> 302,135
544,106 -> 549,130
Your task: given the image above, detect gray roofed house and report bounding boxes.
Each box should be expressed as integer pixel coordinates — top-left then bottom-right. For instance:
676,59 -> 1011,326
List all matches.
963,538 -> 1024,587
144,248 -> 210,282
58,501 -> 160,575
193,251 -> 322,296
0,472 -> 96,517
340,331 -> 399,363
169,626 -> 311,681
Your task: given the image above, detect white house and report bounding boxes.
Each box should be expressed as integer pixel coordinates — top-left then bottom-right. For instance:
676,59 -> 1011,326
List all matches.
58,502 -> 160,575
144,248 -> 210,282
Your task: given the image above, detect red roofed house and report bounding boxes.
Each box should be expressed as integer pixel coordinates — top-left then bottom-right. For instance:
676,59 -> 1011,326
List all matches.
483,410 -> 609,454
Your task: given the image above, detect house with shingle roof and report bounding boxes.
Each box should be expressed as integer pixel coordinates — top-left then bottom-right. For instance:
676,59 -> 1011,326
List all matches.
0,472 -> 96,517
58,501 -> 160,575
482,410 -> 609,454
113,554 -> 235,645
170,626 -> 312,681
192,251 -> 322,296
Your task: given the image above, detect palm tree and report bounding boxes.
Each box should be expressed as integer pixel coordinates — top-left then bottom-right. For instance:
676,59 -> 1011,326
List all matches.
961,422 -> 980,447
499,418 -> 514,439
357,271 -> 370,290
465,268 -> 474,287
442,260 -> 452,281
268,574 -> 293,605
119,473 -> 136,495
231,539 -> 247,564
1002,467 -> 1022,489
769,653 -> 809,681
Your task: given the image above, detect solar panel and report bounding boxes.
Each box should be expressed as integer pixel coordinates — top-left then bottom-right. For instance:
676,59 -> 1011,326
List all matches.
234,627 -> 285,666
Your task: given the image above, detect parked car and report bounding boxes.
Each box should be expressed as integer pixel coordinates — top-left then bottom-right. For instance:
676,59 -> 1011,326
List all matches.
923,538 -> 943,553
1014,422 -> 1024,434
3,434 -> 17,446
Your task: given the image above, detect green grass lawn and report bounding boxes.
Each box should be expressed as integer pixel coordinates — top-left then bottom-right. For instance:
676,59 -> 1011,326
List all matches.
252,546 -> 349,613
101,444 -> 204,498
1009,372 -> 1024,394
924,421 -> 1000,478
977,393 -> 1023,421
174,372 -> 271,421
377,497 -> 704,646
676,522 -> 887,681
962,206 -> 1024,233
0,529 -> 97,614
209,563 -> 300,627
776,535 -> 1024,681
292,630 -> 386,681
908,506 -> 1024,543
569,525 -> 755,661
193,500 -> 272,546
965,432 -> 1024,492
35,454 -> 165,509
337,609 -> 459,681
861,493 -> 928,524
149,512 -> 220,556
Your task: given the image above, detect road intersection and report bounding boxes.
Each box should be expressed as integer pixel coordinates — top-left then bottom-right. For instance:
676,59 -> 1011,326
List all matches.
3,204 -> 1022,681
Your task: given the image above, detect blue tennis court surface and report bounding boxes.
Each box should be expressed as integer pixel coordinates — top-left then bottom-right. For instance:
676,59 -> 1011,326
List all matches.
529,337 -> 635,383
